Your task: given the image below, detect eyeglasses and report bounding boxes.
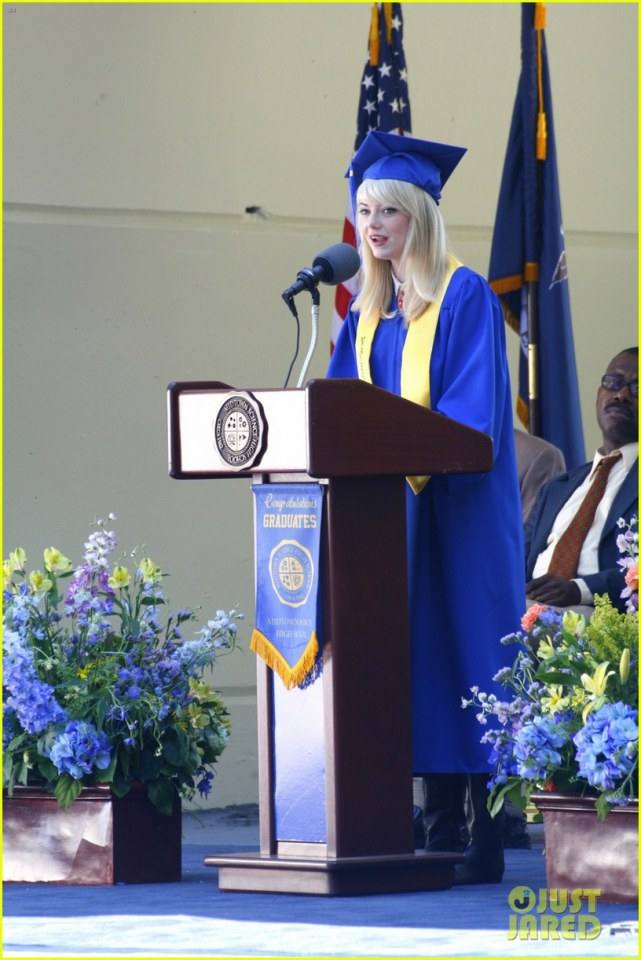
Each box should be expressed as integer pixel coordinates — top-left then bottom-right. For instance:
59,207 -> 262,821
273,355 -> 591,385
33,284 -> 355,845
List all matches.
600,374 -> 639,397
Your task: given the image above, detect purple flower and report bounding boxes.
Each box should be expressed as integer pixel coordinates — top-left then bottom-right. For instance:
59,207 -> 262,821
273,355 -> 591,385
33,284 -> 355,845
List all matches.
3,629 -> 68,733
196,768 -> 214,798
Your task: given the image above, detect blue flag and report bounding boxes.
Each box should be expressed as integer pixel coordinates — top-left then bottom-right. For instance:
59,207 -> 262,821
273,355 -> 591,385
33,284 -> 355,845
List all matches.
488,3 -> 585,469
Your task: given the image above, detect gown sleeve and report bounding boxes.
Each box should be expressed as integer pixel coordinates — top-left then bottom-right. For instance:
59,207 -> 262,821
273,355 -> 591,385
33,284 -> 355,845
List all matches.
326,306 -> 359,378
432,271 -> 510,456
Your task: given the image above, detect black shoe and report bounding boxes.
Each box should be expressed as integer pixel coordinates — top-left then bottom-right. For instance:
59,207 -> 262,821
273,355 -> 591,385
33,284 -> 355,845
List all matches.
503,808 -> 531,849
425,833 -> 466,853
453,859 -> 504,885
453,844 -> 504,884
504,827 -> 532,849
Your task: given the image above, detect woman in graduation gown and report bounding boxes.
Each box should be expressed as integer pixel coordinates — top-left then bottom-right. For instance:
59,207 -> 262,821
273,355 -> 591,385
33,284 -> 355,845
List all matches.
327,130 -> 526,884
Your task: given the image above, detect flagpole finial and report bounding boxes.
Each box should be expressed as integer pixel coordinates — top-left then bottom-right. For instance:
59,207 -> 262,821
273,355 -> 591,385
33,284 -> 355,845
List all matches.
368,3 -> 380,67
534,2 -> 548,160
534,4 -> 547,31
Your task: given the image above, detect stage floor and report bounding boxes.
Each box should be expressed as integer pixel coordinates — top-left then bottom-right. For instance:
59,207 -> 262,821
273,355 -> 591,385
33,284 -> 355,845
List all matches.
3,807 -> 637,958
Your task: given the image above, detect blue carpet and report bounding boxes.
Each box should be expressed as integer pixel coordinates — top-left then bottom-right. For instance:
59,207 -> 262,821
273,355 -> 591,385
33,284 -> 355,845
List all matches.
3,841 -> 638,957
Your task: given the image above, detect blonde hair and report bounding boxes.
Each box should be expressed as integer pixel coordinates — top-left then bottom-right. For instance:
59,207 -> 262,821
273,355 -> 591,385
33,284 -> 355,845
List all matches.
353,178 -> 449,324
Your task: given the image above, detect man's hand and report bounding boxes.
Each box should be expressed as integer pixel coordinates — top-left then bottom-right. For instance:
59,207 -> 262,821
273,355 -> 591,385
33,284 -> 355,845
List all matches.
526,574 -> 581,607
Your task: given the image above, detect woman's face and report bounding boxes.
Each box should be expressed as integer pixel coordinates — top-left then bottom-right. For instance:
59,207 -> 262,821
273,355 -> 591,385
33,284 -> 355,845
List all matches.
356,194 -> 410,277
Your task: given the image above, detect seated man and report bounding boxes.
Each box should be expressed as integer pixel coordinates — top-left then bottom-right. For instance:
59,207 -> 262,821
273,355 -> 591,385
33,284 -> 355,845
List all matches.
514,429 -> 566,521
525,347 -> 638,611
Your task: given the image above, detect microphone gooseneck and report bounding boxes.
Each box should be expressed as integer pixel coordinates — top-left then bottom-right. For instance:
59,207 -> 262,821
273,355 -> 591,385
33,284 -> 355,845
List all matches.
282,243 -> 360,389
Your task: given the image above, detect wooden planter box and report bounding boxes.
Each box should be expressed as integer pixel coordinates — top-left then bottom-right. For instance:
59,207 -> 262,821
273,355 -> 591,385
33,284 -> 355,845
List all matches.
3,785 -> 181,884
533,792 -> 638,904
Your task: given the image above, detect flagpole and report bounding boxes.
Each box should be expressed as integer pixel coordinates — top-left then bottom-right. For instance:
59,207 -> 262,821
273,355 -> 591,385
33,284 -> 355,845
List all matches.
527,2 -> 547,439
527,281 -> 540,435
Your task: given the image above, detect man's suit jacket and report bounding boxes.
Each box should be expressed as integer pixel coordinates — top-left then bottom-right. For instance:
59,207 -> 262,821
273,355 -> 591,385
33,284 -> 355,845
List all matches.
525,458 -> 638,611
514,429 -> 566,522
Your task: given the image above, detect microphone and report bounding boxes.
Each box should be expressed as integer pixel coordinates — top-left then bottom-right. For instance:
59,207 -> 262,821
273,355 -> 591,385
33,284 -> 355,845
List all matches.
281,243 -> 360,301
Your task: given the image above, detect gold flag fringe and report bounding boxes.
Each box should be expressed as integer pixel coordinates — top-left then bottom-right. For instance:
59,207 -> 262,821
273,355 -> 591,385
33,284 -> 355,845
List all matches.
250,628 -> 319,690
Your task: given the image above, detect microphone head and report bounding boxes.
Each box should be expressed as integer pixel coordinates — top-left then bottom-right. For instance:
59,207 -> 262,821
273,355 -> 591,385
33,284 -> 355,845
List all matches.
312,243 -> 361,286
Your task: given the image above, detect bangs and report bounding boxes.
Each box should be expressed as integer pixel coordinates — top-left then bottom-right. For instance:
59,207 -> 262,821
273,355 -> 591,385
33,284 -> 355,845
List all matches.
357,179 -> 413,212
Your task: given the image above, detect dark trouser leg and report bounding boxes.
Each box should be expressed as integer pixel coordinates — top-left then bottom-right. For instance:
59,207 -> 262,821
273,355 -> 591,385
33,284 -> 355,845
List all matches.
454,773 -> 505,884
422,773 -> 467,852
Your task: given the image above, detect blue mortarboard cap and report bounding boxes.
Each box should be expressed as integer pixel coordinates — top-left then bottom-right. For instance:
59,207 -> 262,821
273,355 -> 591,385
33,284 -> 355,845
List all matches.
346,130 -> 466,208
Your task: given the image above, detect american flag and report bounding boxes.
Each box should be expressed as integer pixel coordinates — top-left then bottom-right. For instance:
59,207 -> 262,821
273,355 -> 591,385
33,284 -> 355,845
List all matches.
331,2 -> 412,346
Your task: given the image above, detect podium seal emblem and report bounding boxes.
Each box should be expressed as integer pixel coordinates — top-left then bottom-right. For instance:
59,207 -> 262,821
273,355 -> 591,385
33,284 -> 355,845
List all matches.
214,392 -> 266,469
269,540 -> 314,608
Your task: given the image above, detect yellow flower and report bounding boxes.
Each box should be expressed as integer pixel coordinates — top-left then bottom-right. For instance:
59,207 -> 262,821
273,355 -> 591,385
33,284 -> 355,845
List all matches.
78,665 -> 92,679
540,685 -> 570,714
581,661 -> 615,698
537,638 -> 556,660
570,688 -> 588,710
138,557 -> 162,585
619,647 -> 631,684
3,561 -> 13,589
43,547 -> 73,575
562,610 -> 586,636
8,548 -> 27,572
29,570 -> 53,594
108,565 -> 131,590
580,661 -> 615,722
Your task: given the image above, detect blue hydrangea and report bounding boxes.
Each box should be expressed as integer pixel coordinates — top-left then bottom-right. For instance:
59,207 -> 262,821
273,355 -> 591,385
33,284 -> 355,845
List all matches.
47,720 -> 112,779
573,702 -> 638,791
513,714 -> 571,781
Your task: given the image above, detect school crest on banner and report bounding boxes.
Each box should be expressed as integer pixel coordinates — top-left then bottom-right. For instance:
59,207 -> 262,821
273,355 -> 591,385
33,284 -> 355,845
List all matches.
251,484 -> 324,689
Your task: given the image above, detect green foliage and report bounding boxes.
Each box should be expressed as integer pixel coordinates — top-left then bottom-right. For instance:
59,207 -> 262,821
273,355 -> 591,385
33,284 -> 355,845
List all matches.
3,517 -> 242,814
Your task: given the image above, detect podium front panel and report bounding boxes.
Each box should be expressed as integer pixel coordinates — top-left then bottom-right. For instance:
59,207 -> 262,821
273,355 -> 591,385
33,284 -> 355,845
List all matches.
272,674 -> 327,843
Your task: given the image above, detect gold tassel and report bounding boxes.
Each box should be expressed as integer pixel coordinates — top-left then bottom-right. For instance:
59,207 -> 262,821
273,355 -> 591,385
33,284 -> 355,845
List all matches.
250,628 -> 319,690
369,3 -> 380,67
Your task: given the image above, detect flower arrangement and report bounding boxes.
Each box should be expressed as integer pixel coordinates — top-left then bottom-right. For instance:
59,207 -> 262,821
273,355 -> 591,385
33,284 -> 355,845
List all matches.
616,514 -> 638,613
3,515 -> 242,815
463,517 -> 638,820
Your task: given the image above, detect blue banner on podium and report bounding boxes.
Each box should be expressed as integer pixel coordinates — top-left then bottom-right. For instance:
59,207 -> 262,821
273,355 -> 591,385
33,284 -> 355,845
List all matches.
251,483 -> 324,689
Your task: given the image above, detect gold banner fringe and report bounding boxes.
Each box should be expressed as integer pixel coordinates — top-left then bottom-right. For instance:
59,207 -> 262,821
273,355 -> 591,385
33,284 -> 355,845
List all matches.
250,628 -> 319,690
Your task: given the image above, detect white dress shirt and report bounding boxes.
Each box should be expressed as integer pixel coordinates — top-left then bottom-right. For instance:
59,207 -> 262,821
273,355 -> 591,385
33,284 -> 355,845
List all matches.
532,442 -> 638,602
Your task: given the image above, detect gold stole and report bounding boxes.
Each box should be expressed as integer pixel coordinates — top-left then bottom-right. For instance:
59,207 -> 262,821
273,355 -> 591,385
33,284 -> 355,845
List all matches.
356,255 -> 462,494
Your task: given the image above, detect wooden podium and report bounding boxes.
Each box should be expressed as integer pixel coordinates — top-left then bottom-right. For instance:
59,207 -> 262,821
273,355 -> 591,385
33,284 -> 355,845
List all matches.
167,378 -> 492,895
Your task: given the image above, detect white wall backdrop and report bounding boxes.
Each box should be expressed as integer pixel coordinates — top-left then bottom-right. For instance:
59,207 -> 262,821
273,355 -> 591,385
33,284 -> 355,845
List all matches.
4,2 -> 638,806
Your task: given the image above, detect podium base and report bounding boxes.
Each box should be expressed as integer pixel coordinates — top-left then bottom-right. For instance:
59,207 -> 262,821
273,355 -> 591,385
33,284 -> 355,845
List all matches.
204,850 -> 463,896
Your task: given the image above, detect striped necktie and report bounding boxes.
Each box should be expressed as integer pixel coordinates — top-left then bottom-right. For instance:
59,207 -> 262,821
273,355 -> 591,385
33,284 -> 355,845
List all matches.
547,451 -> 622,580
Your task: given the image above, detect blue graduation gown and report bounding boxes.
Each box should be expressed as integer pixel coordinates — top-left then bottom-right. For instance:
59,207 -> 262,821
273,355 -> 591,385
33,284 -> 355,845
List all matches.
327,266 -> 525,773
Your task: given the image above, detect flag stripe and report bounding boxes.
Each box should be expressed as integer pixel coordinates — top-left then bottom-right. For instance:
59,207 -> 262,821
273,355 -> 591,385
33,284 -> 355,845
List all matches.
332,2 -> 412,348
